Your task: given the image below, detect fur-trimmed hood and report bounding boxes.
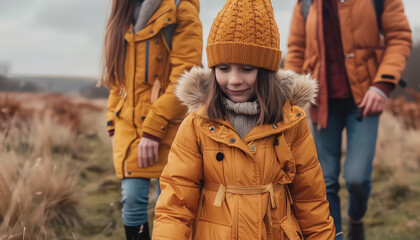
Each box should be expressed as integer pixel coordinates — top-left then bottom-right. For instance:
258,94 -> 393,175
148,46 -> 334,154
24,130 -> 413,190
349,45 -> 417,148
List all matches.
175,66 -> 317,114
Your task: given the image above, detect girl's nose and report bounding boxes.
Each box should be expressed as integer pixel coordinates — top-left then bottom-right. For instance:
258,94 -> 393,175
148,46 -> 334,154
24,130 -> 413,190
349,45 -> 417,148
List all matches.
228,70 -> 242,85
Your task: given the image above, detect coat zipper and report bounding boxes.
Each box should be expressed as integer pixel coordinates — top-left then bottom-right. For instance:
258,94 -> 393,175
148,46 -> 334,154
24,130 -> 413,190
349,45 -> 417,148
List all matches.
145,40 -> 150,83
123,39 -> 141,178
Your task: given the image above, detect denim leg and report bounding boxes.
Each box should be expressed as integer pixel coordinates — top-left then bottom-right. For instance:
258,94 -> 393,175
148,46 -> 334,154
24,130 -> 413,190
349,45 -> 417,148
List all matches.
155,178 -> 161,203
121,178 -> 150,226
344,112 -> 378,221
312,105 -> 346,239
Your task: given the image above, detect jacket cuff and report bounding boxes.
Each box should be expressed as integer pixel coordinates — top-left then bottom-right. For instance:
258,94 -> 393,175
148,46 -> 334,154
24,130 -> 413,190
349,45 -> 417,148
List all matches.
108,129 -> 115,137
369,86 -> 388,100
142,111 -> 169,139
106,120 -> 115,131
372,82 -> 395,97
142,132 -> 161,142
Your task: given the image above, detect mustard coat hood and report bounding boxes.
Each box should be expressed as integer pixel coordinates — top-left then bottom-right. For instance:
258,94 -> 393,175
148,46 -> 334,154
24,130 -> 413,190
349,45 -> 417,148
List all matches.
174,66 -> 318,116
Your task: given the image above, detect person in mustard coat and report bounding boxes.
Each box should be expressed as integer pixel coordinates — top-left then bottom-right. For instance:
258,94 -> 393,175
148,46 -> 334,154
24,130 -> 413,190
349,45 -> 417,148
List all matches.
152,0 -> 335,239
284,0 -> 412,239
99,0 -> 202,239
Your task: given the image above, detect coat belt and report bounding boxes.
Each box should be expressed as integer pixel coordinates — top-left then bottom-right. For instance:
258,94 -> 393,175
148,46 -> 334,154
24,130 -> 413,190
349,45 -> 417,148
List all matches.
191,182 -> 294,239
204,182 -> 284,208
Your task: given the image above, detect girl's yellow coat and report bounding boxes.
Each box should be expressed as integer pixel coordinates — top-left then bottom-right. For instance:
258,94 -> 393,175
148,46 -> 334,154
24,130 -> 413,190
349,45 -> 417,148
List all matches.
107,0 -> 202,179
153,68 -> 335,240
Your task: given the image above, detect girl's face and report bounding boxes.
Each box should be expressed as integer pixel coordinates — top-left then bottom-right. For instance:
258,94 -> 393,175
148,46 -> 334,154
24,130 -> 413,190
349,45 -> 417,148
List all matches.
215,64 -> 258,103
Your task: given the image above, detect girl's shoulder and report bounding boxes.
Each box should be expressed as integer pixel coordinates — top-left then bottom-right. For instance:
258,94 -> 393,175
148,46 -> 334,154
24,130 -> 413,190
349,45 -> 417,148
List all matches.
180,109 -> 223,130
178,110 -> 209,131
278,104 -> 312,145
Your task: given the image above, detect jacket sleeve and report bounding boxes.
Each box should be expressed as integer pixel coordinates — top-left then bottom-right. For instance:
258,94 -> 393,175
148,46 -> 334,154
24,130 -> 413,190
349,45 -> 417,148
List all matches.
106,87 -> 121,132
142,0 -> 203,139
374,0 -> 412,86
152,115 -> 203,240
284,1 -> 306,74
288,119 -> 335,240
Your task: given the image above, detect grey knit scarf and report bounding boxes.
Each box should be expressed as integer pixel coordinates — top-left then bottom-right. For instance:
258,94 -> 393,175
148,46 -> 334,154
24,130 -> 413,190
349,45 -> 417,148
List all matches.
133,0 -> 162,33
224,98 -> 260,139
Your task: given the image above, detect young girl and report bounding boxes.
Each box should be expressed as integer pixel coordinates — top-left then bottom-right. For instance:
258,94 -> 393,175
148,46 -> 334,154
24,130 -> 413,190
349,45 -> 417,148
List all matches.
152,0 -> 335,239
100,0 -> 202,239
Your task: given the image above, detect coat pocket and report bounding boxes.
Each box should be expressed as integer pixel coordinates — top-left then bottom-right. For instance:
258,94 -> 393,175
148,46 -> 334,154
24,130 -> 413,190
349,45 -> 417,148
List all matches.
114,97 -> 125,117
194,219 -> 232,240
275,134 -> 296,184
272,215 -> 303,240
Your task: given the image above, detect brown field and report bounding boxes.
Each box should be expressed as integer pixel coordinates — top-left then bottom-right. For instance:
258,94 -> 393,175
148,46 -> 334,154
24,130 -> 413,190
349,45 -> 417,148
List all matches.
0,91 -> 419,239
386,88 -> 420,130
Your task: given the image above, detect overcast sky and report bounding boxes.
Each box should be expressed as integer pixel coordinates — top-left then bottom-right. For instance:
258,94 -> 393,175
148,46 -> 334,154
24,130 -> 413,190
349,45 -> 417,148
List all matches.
0,0 -> 419,78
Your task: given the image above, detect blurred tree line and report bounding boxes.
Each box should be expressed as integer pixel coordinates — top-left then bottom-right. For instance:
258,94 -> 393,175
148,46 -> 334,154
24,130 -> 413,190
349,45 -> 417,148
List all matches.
1,40 -> 419,100
0,75 -> 109,99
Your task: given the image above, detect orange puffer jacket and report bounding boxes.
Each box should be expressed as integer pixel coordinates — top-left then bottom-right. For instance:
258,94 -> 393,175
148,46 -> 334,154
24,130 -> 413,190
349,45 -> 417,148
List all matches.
152,67 -> 335,240
106,0 -> 202,179
284,0 -> 412,128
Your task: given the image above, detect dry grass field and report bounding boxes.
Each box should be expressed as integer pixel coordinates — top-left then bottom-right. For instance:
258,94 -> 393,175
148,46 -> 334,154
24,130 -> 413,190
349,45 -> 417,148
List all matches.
0,91 -> 419,239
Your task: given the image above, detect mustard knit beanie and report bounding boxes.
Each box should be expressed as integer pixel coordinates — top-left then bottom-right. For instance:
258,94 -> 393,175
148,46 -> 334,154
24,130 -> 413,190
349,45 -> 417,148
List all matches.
206,0 -> 282,72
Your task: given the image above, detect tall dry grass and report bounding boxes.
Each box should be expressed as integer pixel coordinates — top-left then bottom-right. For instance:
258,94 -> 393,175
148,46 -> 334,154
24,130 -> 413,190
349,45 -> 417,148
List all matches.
0,120 -> 82,239
358,111 -> 420,238
0,92 -> 105,239
377,91 -> 420,199
374,111 -> 420,198
386,88 -> 420,130
0,156 -> 81,240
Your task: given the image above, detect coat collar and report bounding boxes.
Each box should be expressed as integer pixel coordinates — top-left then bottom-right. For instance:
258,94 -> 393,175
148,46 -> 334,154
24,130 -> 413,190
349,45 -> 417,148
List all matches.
191,101 -> 308,158
194,100 -> 307,143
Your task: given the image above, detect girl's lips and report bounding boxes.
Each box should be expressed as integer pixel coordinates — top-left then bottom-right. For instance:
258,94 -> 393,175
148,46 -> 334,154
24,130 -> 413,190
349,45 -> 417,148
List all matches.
228,89 -> 248,95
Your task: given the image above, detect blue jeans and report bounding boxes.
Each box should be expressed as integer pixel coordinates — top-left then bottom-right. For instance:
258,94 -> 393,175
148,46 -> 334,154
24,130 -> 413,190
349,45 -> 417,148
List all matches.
121,178 -> 161,226
312,99 -> 378,240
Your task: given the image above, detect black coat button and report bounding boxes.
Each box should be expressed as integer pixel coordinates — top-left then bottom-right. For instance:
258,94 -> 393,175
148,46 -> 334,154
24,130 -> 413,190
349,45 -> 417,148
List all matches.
216,152 -> 224,161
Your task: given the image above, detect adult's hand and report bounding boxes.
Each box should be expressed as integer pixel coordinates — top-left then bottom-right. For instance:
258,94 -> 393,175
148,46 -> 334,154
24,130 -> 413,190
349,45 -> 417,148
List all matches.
138,137 -> 159,168
358,90 -> 386,116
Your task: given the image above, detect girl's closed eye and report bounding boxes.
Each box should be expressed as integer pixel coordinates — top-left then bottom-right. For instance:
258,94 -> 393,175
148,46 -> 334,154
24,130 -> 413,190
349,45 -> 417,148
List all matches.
217,65 -> 231,72
241,67 -> 256,72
